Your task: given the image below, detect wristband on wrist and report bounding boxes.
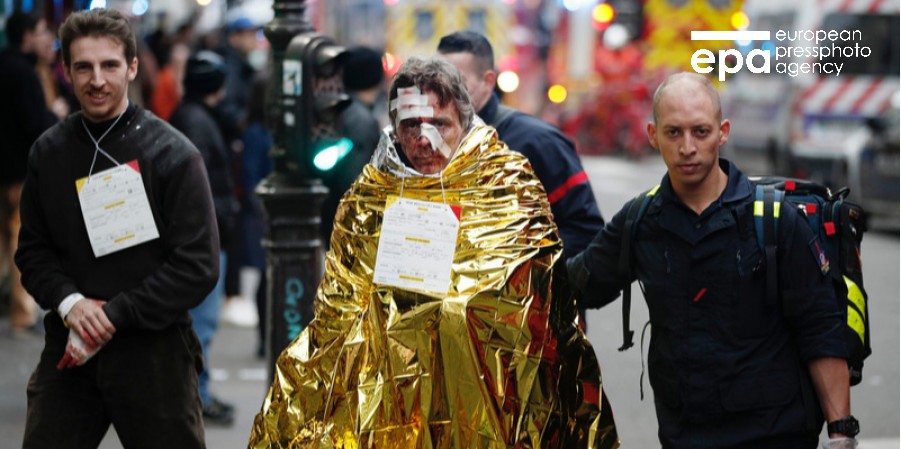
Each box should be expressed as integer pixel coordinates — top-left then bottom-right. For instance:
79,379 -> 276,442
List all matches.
58,293 -> 86,324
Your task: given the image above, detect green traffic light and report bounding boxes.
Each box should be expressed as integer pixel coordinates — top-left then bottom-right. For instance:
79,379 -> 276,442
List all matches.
313,137 -> 354,171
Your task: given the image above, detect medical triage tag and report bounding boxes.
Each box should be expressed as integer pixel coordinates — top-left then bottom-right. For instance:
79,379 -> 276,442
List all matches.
75,160 -> 159,257
373,197 -> 461,295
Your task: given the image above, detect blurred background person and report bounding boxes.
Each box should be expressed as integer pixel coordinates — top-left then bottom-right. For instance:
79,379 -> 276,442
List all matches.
216,15 -> 260,312
215,16 -> 258,142
35,23 -> 72,122
321,45 -> 386,244
0,10 -> 59,336
149,20 -> 194,121
169,50 -> 239,426
239,74 -> 272,357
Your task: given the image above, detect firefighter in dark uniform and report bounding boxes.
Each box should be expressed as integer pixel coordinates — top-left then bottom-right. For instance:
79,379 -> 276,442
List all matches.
437,31 -> 604,262
566,72 -> 858,449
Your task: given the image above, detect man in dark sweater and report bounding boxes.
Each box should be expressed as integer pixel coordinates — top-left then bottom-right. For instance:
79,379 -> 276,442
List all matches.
16,9 -> 218,448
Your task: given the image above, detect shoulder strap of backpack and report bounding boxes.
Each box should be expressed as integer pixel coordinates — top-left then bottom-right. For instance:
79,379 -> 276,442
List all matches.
617,184 -> 659,351
753,183 -> 784,305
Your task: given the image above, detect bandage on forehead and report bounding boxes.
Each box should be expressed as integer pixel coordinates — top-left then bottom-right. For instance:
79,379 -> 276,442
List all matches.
391,86 -> 434,122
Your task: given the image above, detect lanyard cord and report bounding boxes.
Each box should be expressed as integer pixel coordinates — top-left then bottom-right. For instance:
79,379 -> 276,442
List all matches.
82,106 -> 128,179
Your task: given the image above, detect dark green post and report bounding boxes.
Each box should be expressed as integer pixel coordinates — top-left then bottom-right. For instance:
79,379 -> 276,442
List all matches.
259,0 -> 349,380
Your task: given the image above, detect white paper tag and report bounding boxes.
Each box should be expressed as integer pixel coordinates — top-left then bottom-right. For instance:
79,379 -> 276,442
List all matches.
76,160 -> 160,258
373,197 -> 460,295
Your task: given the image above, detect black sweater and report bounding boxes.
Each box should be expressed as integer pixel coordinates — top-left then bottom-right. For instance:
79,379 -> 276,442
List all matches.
16,107 -> 219,332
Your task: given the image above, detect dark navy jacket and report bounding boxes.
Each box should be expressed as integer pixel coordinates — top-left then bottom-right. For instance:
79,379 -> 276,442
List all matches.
568,159 -> 847,448
480,94 -> 604,260
170,99 -> 239,246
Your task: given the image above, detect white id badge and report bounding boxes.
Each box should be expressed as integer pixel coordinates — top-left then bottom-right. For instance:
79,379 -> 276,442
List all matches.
373,197 -> 461,295
76,160 -> 160,257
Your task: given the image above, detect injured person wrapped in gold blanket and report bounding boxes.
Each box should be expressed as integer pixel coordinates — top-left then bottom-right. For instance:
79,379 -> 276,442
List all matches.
248,56 -> 619,449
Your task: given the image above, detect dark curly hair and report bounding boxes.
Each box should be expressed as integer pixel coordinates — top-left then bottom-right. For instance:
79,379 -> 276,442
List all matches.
388,56 -> 474,130
59,8 -> 137,67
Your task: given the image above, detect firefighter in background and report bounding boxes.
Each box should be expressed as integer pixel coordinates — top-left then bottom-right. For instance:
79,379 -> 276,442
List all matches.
437,31 -> 605,263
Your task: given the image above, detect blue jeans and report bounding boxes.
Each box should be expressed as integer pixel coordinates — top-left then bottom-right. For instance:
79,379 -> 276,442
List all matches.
190,251 -> 226,407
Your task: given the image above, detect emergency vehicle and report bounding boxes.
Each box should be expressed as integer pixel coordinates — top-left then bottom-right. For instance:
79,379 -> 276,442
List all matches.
382,1 -> 513,73
722,0 -> 899,216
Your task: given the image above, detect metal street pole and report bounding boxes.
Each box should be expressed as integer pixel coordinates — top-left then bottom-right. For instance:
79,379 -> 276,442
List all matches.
258,0 -> 328,381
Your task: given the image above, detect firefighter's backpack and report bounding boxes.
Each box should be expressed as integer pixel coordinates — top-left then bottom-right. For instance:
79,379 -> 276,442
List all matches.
617,177 -> 871,386
751,176 -> 870,385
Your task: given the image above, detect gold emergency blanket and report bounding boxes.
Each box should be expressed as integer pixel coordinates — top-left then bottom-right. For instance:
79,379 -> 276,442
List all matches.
249,125 -> 619,448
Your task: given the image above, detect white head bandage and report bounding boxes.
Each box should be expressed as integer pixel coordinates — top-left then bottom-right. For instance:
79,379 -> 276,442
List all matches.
391,86 -> 433,122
